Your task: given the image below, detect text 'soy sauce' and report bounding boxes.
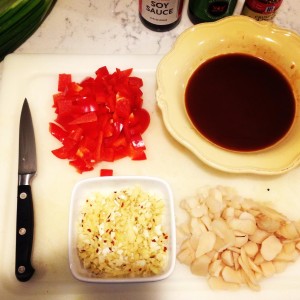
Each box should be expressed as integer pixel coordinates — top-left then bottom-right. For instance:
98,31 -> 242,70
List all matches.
185,53 -> 295,152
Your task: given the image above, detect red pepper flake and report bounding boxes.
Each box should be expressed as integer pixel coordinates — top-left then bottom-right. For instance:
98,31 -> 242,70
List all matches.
152,239 -> 156,242
87,229 -> 91,232
121,202 -> 124,207
96,248 -> 99,253
163,247 -> 167,252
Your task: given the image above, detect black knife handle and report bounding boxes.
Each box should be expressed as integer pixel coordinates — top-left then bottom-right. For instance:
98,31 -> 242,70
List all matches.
15,185 -> 35,282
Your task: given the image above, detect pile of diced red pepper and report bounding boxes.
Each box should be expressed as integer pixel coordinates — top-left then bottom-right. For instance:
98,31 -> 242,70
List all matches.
49,67 -> 150,173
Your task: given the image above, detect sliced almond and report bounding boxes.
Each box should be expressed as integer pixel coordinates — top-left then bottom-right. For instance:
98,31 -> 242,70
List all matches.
260,261 -> 276,278
206,190 -> 224,216
190,217 -> 207,235
213,235 -> 228,252
208,259 -> 224,277
276,248 -> 299,262
243,241 -> 259,258
180,197 -> 199,210
260,235 -> 282,261
221,250 -> 234,267
222,266 -> 243,284
189,234 -> 200,251
232,252 -> 240,270
247,256 -> 262,274
258,205 -> 287,222
190,204 -> 208,218
254,252 -> 265,266
228,218 -> 257,235
256,214 -> 281,233
238,254 -> 257,285
190,255 -> 212,276
240,269 -> 261,291
212,219 -> 235,247
239,211 -> 256,222
221,207 -> 235,220
276,222 -> 299,240
249,229 -> 270,244
177,247 -> 195,265
208,276 -> 240,290
195,231 -> 216,257
282,241 -> 296,254
201,215 -> 212,231
234,234 -> 248,248
273,260 -> 288,273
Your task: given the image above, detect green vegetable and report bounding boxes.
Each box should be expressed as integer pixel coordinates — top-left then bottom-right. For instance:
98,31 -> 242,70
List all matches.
0,0 -> 56,61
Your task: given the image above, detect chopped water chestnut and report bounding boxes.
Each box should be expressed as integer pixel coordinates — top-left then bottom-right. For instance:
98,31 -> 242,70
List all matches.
77,186 -> 168,278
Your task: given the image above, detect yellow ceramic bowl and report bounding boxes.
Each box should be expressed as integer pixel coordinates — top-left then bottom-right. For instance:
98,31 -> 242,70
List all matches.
156,16 -> 300,175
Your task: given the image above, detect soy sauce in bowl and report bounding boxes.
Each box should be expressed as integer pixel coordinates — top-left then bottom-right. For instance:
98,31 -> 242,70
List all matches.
185,53 -> 296,152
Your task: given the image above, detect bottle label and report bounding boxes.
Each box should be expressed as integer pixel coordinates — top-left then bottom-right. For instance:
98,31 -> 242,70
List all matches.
242,0 -> 283,20
139,0 -> 183,25
245,0 -> 283,14
189,0 -> 238,22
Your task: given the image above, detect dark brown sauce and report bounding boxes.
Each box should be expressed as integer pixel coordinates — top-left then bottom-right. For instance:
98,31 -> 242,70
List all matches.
185,53 -> 296,152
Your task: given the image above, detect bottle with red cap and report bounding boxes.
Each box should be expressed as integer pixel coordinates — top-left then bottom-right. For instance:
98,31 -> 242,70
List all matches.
241,0 -> 283,21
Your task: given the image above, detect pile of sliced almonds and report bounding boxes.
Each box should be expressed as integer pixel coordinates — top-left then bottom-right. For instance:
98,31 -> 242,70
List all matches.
177,186 -> 300,291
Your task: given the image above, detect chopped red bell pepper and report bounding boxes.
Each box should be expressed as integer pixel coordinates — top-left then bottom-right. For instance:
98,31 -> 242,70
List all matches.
49,67 -> 150,173
58,74 -> 72,92
100,169 -> 113,176
49,122 -> 68,143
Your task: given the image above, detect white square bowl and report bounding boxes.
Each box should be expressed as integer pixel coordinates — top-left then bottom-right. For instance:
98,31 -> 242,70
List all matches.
68,176 -> 176,283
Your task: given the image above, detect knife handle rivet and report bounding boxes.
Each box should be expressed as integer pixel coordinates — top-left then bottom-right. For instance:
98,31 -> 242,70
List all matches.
18,228 -> 27,235
20,192 -> 27,199
18,266 -> 26,274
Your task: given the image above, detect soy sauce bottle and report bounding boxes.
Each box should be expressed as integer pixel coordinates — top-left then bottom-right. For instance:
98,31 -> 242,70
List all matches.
139,0 -> 184,32
188,0 -> 238,23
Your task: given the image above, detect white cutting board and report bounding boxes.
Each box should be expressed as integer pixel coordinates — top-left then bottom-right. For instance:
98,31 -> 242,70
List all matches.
0,54 -> 300,300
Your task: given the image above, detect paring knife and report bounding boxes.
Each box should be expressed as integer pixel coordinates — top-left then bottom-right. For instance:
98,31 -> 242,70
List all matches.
16,98 -> 36,282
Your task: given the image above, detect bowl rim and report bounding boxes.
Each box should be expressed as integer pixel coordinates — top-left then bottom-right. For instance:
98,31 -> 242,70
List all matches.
68,175 -> 176,283
156,15 -> 300,175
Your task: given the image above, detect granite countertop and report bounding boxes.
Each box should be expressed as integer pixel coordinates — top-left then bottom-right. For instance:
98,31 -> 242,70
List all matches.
4,0 -> 300,58
1,2 -> 300,299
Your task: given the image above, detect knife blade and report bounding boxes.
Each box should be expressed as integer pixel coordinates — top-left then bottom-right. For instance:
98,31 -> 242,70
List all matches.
16,98 -> 36,282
